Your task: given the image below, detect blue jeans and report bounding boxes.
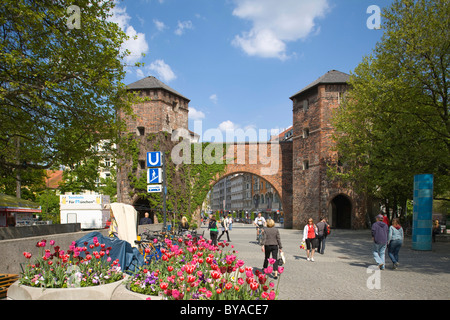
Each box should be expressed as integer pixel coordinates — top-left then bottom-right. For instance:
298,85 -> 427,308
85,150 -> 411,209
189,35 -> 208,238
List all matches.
373,243 -> 386,267
318,235 -> 326,253
388,240 -> 402,264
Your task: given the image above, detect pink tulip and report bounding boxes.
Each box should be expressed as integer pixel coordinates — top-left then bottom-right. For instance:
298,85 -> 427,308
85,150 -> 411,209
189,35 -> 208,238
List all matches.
268,290 -> 276,300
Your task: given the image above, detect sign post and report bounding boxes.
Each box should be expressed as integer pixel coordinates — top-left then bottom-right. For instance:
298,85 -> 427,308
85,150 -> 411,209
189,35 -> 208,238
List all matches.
162,153 -> 167,231
147,151 -> 167,230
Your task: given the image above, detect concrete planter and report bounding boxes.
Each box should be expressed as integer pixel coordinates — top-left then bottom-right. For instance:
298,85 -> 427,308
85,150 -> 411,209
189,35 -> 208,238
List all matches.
7,279 -> 123,300
7,275 -> 163,300
111,282 -> 163,300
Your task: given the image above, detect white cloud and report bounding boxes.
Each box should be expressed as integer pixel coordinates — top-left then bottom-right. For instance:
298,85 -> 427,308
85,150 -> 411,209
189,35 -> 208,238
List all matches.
153,19 -> 167,32
218,120 -> 238,132
232,0 -> 329,60
123,25 -> 149,64
209,94 -> 218,104
108,4 -> 149,65
189,107 -> 206,121
148,59 -> 177,82
175,20 -> 193,36
136,68 -> 145,79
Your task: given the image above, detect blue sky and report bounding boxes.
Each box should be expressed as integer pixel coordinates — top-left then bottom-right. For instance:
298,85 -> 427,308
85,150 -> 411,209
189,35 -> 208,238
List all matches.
113,0 -> 394,141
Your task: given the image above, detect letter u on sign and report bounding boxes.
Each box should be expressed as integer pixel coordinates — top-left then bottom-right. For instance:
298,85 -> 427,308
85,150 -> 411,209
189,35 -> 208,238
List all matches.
147,151 -> 162,167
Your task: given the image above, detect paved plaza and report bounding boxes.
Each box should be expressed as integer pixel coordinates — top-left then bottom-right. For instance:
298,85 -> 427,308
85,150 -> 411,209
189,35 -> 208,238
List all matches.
202,223 -> 450,300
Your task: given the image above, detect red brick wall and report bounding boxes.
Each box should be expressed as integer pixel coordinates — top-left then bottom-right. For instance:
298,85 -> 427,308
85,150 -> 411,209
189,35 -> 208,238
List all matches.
292,84 -> 366,229
118,89 -> 189,135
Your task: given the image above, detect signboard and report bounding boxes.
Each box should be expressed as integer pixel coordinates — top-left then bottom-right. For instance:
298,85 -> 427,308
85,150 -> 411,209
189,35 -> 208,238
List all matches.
147,151 -> 162,167
147,168 -> 163,184
147,185 -> 162,193
146,150 -> 167,229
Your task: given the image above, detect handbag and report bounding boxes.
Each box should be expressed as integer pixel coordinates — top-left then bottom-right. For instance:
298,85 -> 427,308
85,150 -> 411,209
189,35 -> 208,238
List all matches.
278,251 -> 286,266
300,241 -> 306,250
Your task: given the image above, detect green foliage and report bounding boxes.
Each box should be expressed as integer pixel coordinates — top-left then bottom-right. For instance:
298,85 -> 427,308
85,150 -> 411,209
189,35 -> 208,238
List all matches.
121,133 -> 227,224
36,190 -> 61,224
0,0 -> 138,193
330,0 -> 450,217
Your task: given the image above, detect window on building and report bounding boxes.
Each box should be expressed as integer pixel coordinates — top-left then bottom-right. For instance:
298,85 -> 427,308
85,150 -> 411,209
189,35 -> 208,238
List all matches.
303,99 -> 309,111
139,160 -> 145,170
137,127 -> 145,136
104,158 -> 111,167
302,128 -> 310,139
303,160 -> 309,170
173,101 -> 179,112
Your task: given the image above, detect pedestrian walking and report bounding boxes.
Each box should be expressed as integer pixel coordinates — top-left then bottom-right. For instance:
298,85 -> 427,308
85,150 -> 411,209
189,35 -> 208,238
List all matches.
208,214 -> 219,246
218,214 -> 231,242
372,214 -> 389,270
302,218 -> 318,261
388,218 -> 404,269
261,219 -> 283,279
432,219 -> 440,242
316,217 -> 329,254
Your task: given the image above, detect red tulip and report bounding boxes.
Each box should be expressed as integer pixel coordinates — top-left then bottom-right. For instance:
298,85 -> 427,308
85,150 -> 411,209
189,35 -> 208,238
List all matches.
160,282 -> 168,290
250,282 -> 259,291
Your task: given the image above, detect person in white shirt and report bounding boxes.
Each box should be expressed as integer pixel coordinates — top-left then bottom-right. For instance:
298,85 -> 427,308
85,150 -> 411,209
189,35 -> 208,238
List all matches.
218,214 -> 231,242
254,212 -> 266,242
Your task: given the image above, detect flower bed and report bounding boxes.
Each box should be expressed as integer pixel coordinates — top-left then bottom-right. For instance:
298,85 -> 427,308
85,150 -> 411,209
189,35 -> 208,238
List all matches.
126,235 -> 282,300
19,237 -> 124,289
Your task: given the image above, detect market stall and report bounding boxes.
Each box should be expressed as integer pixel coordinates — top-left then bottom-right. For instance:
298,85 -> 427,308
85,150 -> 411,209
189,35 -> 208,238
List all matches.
0,194 -> 42,227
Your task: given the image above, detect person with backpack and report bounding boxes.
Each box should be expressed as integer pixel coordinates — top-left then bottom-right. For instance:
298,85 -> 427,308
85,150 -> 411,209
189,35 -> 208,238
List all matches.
218,213 -> 231,242
316,217 -> 330,254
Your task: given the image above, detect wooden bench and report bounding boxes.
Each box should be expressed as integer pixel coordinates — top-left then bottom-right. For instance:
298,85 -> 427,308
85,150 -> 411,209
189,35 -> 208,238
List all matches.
0,274 -> 19,299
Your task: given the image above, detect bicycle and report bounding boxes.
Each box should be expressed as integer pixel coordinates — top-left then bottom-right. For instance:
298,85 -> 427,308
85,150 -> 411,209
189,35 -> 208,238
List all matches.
256,225 -> 264,245
135,238 -> 163,264
135,230 -> 168,264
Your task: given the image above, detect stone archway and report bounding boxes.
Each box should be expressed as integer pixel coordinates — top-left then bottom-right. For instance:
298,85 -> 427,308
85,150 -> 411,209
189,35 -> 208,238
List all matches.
328,194 -> 352,229
207,171 -> 284,223
133,197 -> 156,224
206,141 -> 293,228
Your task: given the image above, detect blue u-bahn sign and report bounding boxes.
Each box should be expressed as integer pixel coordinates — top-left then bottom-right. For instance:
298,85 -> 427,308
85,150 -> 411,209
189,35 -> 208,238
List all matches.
147,151 -> 162,167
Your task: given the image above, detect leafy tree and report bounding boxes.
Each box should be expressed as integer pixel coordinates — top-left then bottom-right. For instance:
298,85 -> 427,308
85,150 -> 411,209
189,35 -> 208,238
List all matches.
0,0 -> 136,196
330,0 -> 449,219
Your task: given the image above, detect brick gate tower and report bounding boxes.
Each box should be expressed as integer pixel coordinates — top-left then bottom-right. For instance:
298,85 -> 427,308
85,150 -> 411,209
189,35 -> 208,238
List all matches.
116,76 -> 191,212
290,70 -> 367,229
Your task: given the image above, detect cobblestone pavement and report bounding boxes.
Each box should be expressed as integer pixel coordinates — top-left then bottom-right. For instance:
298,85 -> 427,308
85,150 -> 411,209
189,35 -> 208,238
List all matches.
202,223 -> 450,300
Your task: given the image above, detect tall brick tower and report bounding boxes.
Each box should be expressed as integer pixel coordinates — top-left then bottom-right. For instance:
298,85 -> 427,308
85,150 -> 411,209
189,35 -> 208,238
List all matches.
120,76 -> 190,135
290,70 -> 366,229
116,76 -> 190,211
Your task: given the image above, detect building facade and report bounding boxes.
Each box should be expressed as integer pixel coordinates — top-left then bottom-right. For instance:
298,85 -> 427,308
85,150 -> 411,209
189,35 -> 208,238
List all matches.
290,70 -> 366,229
117,71 -> 366,229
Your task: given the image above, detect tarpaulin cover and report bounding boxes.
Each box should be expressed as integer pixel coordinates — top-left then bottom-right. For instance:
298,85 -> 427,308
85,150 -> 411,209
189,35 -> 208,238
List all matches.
75,231 -> 144,273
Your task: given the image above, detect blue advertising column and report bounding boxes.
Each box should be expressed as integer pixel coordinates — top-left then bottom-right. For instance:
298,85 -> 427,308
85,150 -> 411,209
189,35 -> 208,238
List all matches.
412,174 -> 433,251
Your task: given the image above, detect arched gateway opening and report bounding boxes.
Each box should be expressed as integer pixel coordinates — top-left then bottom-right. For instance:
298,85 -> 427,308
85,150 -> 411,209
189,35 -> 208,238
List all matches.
204,172 -> 284,223
329,194 -> 352,229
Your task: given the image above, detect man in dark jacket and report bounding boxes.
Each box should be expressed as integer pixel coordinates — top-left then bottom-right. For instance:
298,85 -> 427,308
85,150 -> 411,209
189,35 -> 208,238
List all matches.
372,214 -> 388,269
139,212 -> 153,225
